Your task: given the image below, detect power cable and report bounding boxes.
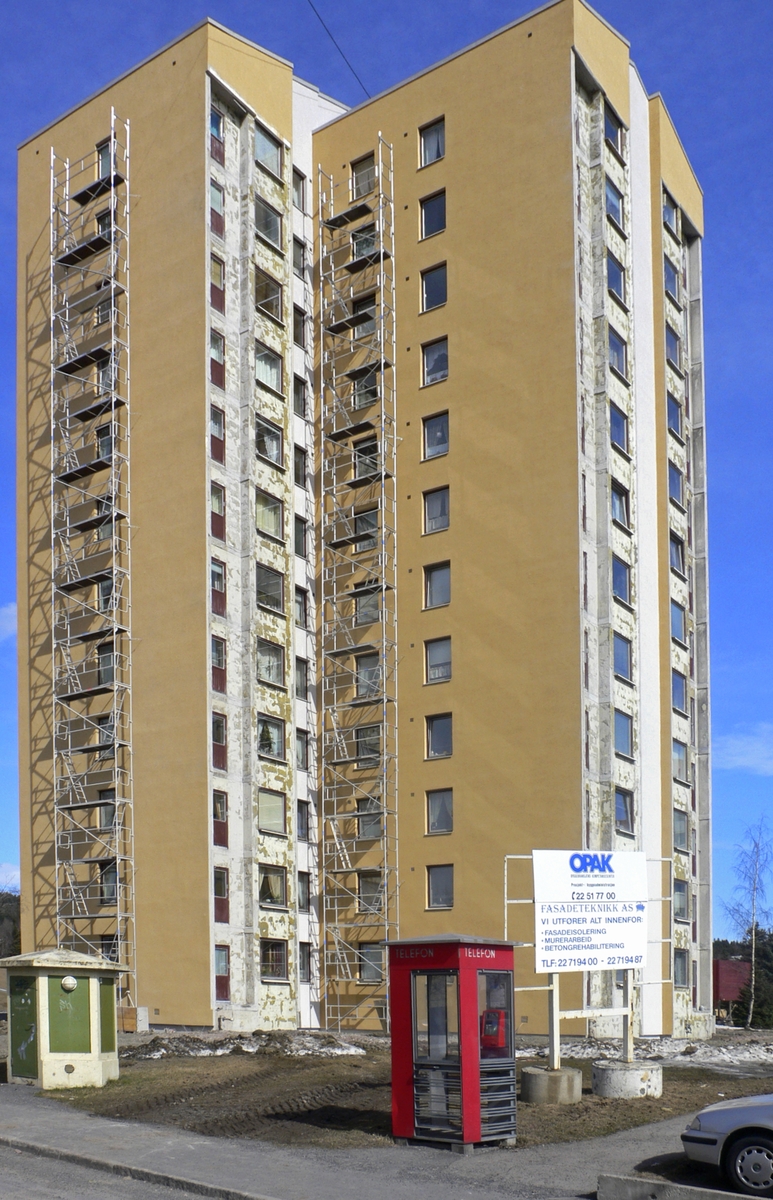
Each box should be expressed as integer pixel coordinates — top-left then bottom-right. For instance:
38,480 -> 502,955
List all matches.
304,0 -> 371,99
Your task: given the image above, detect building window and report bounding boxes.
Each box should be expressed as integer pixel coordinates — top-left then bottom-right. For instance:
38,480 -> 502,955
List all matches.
351,294 -> 376,339
297,800 -> 310,842
420,118 -> 445,166
426,637 -> 451,683
671,600 -> 686,643
611,481 -> 630,529
358,870 -> 382,912
358,944 -> 383,982
299,943 -> 312,984
96,641 -> 114,686
255,195 -> 283,249
610,403 -> 628,453
259,864 -> 287,908
211,636 -> 226,693
423,338 -> 448,385
669,461 -> 684,506
257,637 -> 284,686
260,939 -> 288,980
212,713 -> 227,770
670,532 -> 685,574
607,252 -> 625,303
293,237 -> 306,278
210,330 -> 225,389
214,945 -> 230,1001
97,789 -> 115,831
425,561 -> 450,608
608,328 -> 627,379
210,483 -> 225,541
256,563 -> 284,612
211,558 -> 226,615
427,713 -> 452,759
210,179 -> 225,237
356,652 -> 380,698
612,555 -> 630,604
613,632 -> 632,681
296,729 -> 309,771
423,411 -> 448,459
427,864 -> 453,909
99,860 -> 117,905
293,375 -> 307,418
354,508 -> 378,552
666,324 -> 681,370
295,656 -> 309,700
298,871 -> 311,913
663,192 -> 679,237
214,867 -> 229,923
98,577 -> 113,614
605,176 -> 623,228
353,368 -> 378,409
421,190 -> 446,238
353,436 -> 378,480
604,104 -> 623,153
256,488 -> 283,540
352,153 -> 376,199
357,797 -> 382,840
667,392 -> 682,438
351,223 -> 376,262
673,879 -> 689,925
255,269 -> 283,322
674,808 -> 689,852
293,445 -> 307,489
664,256 -> 679,301
615,788 -> 634,834
210,255 -> 225,313
293,306 -> 306,348
255,415 -> 283,466
210,107 -> 225,162
292,168 -> 305,211
258,788 -> 286,835
295,587 -> 308,627
255,123 -> 282,177
673,948 -> 689,988
294,516 -> 307,558
614,709 -> 633,758
354,587 -> 379,626
673,738 -> 689,782
213,790 -> 228,847
96,139 -> 112,180
421,263 -> 447,312
210,406 -> 225,463
427,788 -> 453,834
672,667 -> 686,710
255,341 -> 283,393
94,296 -> 111,327
424,487 -> 449,533
258,714 -> 285,760
356,724 -> 380,763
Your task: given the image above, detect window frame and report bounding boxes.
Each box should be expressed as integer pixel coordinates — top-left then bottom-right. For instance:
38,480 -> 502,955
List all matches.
351,153 -> 376,200
612,554 -> 631,605
294,586 -> 308,628
255,487 -> 284,542
255,340 -> 284,395
421,262 -> 447,313
254,122 -> 283,180
257,636 -> 285,688
605,176 -> 624,230
611,480 -> 630,530
255,413 -> 283,466
607,251 -> 625,304
426,712 -> 453,760
256,563 -> 284,613
255,267 -> 283,323
255,195 -> 283,251
614,708 -> 633,759
424,561 -> 451,609
425,637 -> 452,684
422,337 -> 449,386
427,863 -> 454,909
424,486 -> 450,535
613,632 -> 632,682
423,411 -> 449,460
608,326 -> 628,381
609,402 -> 628,454
420,190 -> 446,239
292,168 -> 306,212
257,713 -> 286,762
260,938 -> 289,981
258,787 -> 286,836
427,788 -> 453,835
259,863 -> 288,909
615,787 -> 634,835
419,118 -> 445,167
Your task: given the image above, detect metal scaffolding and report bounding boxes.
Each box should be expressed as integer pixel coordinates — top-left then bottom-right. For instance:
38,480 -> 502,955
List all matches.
318,137 -> 398,1029
50,110 -> 135,1005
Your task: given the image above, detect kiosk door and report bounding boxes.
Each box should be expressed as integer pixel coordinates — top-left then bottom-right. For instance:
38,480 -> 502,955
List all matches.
10,976 -> 38,1079
412,971 -> 461,1139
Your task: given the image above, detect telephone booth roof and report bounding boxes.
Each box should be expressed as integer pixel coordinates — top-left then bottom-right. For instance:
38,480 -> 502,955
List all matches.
0,949 -> 120,972
389,935 -> 514,947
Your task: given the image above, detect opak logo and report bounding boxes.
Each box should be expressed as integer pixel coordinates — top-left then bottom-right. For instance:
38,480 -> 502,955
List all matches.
569,852 -> 613,873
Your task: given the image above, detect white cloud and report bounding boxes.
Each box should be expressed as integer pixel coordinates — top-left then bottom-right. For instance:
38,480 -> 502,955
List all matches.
0,603 -> 16,641
0,863 -> 20,891
714,723 -> 773,776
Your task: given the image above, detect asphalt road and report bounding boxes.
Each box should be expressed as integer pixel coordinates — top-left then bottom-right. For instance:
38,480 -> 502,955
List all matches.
0,1144 -> 206,1199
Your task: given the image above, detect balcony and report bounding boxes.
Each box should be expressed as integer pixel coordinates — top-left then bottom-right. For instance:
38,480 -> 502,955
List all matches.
55,441 -> 113,484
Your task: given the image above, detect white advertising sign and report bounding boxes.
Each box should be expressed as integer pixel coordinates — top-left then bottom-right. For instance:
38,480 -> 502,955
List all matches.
532,850 -> 648,974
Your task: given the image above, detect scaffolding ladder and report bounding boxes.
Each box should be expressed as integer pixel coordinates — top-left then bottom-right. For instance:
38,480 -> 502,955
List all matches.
318,137 -> 399,1029
50,111 -> 136,1006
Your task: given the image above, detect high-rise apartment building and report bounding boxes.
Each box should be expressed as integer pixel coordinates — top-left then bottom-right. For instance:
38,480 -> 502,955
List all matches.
17,0 -> 711,1038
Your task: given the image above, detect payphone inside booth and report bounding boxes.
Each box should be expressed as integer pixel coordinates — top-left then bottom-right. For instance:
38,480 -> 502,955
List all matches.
389,936 -> 516,1148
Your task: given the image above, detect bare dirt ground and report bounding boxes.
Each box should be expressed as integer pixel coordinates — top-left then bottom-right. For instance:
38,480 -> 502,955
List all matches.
36,1026 -> 773,1150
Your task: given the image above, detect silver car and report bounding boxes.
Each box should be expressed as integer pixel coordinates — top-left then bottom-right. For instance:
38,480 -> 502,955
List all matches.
682,1094 -> 773,1195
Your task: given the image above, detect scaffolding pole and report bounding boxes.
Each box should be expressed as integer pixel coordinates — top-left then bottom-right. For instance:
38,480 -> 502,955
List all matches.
50,110 -> 136,1007
318,137 -> 398,1029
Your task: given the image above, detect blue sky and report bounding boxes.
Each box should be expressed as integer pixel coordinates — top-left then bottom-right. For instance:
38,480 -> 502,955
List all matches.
1,1 -> 771,935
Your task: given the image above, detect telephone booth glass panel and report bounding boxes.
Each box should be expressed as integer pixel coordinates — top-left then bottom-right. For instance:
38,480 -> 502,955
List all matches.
413,972 -> 459,1062
478,971 -> 514,1060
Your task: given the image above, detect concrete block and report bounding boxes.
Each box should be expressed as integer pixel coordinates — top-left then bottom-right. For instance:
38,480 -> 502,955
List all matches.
598,1174 -> 720,1200
592,1060 -> 663,1098
520,1065 -> 583,1104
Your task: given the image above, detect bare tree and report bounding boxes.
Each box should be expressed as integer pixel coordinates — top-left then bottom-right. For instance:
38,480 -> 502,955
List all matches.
725,818 -> 773,1028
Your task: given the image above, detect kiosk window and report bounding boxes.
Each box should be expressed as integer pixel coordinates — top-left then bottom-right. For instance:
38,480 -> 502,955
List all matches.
413,971 -> 459,1062
478,971 -> 514,1059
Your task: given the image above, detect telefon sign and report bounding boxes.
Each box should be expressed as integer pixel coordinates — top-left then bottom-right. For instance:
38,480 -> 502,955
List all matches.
532,849 -> 648,974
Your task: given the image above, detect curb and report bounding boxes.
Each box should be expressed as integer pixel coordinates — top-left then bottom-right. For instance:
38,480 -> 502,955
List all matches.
598,1174 -> 723,1200
0,1133 -> 282,1200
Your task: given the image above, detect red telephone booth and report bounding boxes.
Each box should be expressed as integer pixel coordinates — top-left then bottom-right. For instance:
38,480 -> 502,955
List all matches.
389,936 -> 516,1148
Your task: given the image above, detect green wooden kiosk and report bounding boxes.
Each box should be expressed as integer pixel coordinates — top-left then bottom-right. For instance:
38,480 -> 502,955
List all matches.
1,949 -> 120,1089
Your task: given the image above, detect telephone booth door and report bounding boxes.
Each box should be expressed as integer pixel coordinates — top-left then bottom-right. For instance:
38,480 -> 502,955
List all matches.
412,970 -> 461,1140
